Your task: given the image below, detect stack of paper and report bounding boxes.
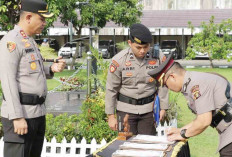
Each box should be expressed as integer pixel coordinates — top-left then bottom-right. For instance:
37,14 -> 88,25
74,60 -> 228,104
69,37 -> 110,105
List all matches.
130,134 -> 175,144
112,134 -> 175,157
119,142 -> 168,151
112,150 -> 164,157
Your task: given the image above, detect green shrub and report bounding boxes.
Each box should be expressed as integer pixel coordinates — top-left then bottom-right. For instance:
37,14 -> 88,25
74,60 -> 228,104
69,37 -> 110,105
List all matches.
116,41 -> 129,52
39,46 -> 58,59
45,113 -> 81,142
77,89 -> 117,143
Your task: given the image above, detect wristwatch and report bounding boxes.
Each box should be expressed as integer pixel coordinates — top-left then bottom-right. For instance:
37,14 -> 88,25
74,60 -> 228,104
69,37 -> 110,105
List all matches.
180,129 -> 189,139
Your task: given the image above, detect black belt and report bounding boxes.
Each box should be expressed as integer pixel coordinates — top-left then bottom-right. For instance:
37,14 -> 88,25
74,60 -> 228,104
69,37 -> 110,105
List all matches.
211,100 -> 232,128
2,92 -> 46,105
117,93 -> 155,105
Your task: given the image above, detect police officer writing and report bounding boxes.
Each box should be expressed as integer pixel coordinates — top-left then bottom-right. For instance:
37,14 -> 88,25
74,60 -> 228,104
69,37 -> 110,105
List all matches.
0,0 -> 66,157
148,53 -> 232,157
105,23 -> 169,135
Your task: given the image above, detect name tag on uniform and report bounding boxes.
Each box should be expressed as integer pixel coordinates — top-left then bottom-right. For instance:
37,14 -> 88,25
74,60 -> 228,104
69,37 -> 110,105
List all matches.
25,48 -> 35,53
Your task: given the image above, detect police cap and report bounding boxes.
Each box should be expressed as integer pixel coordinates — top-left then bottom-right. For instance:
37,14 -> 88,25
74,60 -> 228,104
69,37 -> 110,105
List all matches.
130,23 -> 152,44
21,0 -> 54,18
148,52 -> 175,85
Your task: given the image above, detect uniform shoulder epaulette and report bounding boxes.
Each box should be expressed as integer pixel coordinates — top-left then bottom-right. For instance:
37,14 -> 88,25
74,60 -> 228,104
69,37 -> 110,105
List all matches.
112,48 -> 129,61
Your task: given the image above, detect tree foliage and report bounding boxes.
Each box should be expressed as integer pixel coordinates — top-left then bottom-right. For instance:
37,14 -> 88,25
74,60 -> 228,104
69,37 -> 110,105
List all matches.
45,0 -> 142,36
186,17 -> 232,67
1,0 -> 142,34
0,0 -> 19,31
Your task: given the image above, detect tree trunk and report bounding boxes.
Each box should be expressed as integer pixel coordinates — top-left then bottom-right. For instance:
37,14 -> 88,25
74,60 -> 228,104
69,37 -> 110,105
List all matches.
208,51 -> 214,68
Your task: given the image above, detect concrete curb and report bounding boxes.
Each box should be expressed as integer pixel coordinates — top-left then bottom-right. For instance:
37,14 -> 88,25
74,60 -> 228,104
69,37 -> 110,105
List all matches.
176,59 -> 232,68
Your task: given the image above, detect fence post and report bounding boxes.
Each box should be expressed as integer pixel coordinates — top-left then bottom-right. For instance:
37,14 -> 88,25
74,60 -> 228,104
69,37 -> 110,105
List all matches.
87,51 -> 92,97
0,137 -> 3,157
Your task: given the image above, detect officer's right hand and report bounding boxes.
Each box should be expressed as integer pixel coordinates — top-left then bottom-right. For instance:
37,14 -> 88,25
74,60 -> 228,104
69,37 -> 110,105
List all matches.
13,118 -> 28,135
108,114 -> 118,131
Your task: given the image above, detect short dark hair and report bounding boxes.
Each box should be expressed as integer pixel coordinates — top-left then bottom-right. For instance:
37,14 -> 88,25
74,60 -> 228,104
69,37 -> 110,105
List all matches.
166,62 -> 185,76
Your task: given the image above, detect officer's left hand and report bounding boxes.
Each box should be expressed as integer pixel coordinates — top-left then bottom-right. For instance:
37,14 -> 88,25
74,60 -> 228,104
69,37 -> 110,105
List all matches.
159,109 -> 166,121
51,56 -> 66,73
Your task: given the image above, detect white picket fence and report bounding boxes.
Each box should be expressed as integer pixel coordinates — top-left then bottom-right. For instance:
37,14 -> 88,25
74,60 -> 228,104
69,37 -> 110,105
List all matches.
0,119 -> 177,157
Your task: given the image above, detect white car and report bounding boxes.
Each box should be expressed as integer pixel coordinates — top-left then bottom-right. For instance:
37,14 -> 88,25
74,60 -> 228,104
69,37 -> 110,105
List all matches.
58,42 -> 77,58
194,51 -> 209,59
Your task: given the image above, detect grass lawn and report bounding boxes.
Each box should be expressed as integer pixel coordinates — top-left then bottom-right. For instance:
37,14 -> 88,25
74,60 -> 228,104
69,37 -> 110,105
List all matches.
175,68 -> 232,157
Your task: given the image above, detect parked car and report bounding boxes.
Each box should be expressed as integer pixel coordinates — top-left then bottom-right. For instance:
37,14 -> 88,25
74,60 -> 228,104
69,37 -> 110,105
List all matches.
98,40 -> 117,59
58,42 -> 77,58
58,42 -> 85,58
160,40 -> 182,59
35,38 -> 59,51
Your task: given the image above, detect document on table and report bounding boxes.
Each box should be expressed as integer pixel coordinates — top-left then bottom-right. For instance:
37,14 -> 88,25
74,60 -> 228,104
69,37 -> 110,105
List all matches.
119,142 -> 168,151
130,134 -> 175,144
112,150 -> 164,157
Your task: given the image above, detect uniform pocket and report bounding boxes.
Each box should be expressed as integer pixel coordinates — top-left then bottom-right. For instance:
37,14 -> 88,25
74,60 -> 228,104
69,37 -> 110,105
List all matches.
27,53 -> 41,74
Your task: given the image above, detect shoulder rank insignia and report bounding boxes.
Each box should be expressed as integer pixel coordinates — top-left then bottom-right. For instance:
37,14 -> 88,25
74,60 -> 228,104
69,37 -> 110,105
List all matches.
191,85 -> 201,100
20,30 -> 27,38
110,64 -> 117,73
7,42 -> 16,52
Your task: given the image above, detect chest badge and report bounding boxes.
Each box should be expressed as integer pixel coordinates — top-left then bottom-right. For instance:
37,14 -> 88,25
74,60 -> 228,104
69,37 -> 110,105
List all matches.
149,77 -> 155,83
126,72 -> 133,77
7,42 -> 16,52
112,60 -> 119,67
31,54 -> 36,61
162,56 -> 167,62
21,39 -> 28,43
148,60 -> 157,65
30,62 -> 37,70
25,43 -> 31,48
125,61 -> 131,66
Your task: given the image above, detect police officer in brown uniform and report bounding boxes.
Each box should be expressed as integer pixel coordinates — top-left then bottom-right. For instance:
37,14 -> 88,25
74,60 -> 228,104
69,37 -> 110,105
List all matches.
105,23 -> 169,135
0,0 -> 66,156
148,53 -> 232,156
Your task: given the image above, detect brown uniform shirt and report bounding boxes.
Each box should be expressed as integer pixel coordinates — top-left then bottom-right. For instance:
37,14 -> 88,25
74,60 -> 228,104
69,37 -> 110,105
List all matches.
105,48 -> 169,115
0,25 -> 53,120
181,71 -> 232,151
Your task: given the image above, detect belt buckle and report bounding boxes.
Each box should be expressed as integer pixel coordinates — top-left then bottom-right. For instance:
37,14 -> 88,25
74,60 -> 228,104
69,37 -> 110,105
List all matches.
137,99 -> 142,105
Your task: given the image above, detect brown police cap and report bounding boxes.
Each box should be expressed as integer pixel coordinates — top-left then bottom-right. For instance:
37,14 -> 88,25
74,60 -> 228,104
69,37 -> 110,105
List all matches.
21,0 -> 54,18
148,52 -> 175,81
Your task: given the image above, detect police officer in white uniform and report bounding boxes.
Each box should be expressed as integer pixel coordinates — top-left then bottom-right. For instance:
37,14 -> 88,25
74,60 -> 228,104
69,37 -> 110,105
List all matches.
105,23 -> 169,135
0,0 -> 66,156
148,53 -> 232,157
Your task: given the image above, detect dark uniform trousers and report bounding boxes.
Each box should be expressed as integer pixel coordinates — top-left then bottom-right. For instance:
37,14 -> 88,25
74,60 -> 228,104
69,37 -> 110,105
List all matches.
220,142 -> 232,157
117,110 -> 156,135
1,116 -> 45,157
